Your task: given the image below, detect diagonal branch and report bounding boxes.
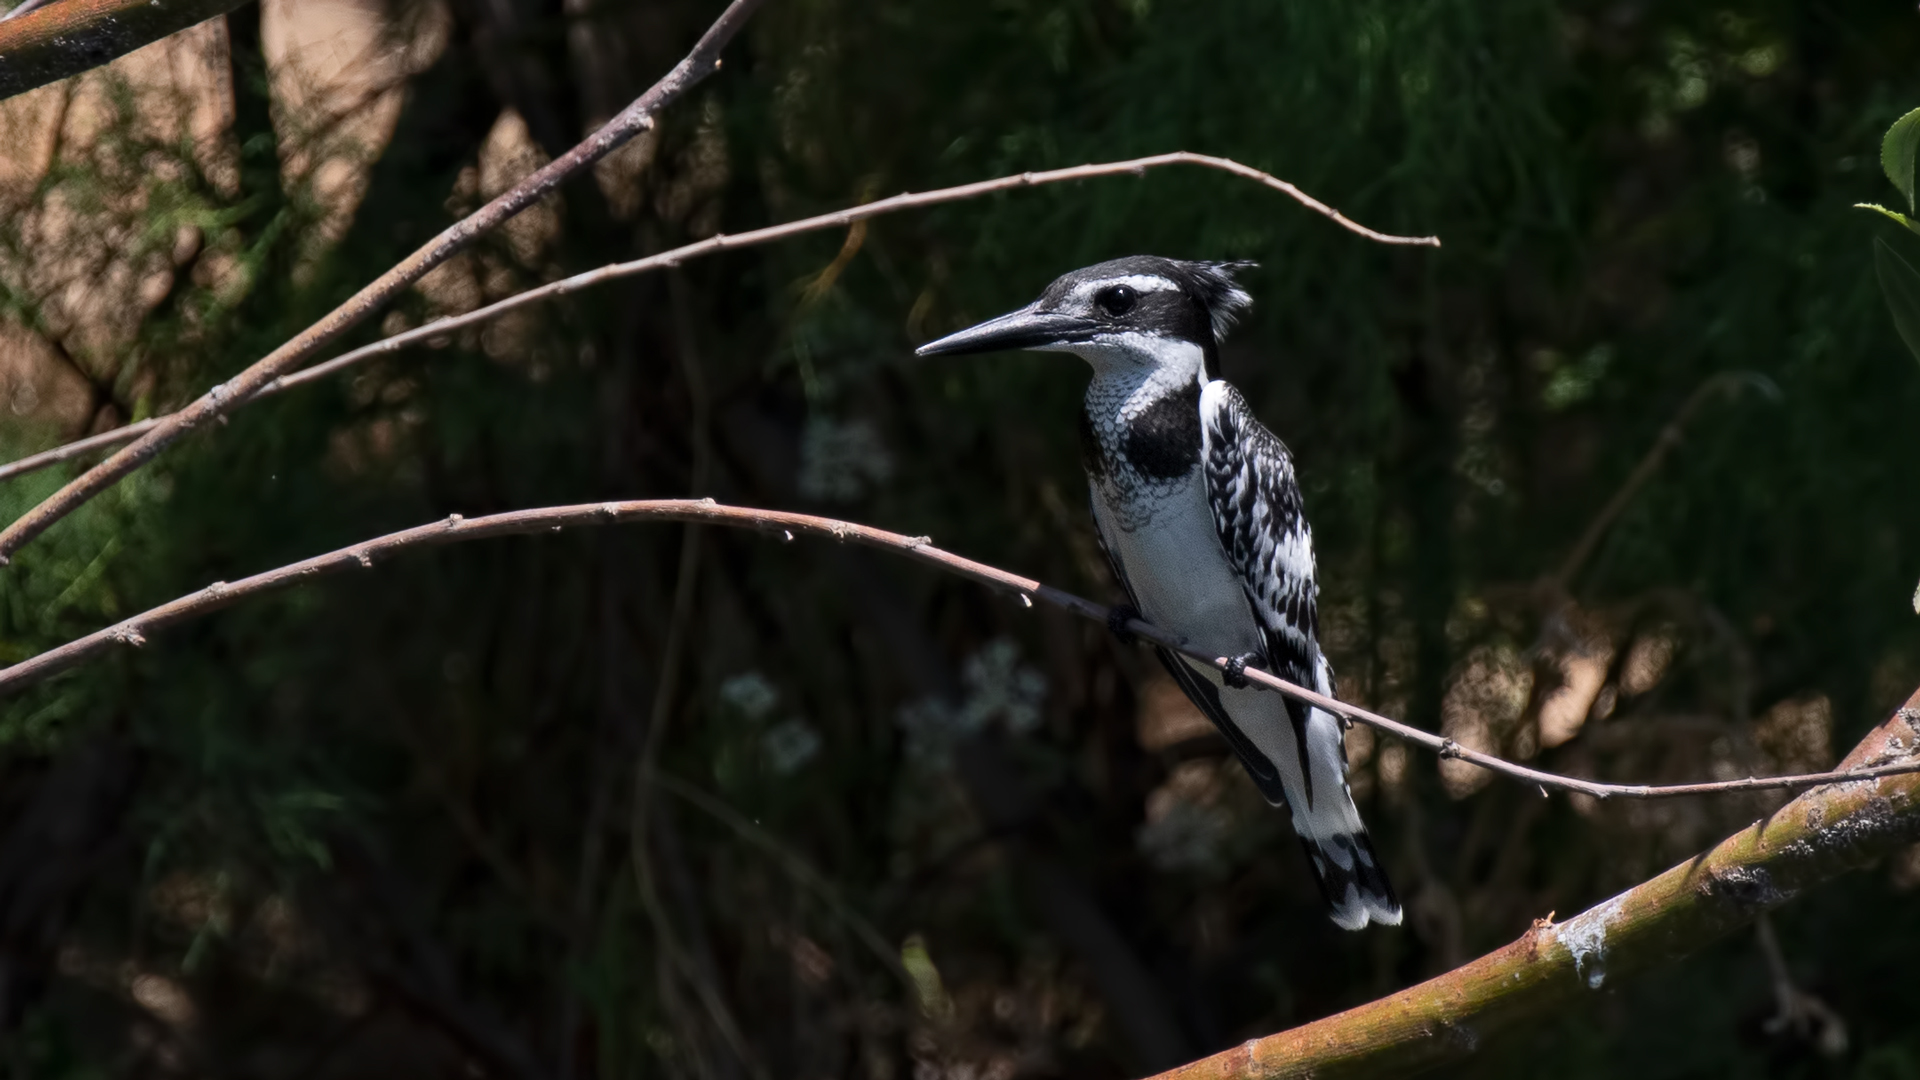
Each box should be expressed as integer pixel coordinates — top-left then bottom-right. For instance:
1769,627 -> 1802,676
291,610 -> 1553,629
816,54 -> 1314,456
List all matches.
0,0 -> 768,564
1148,693 -> 1920,1080
1,498 -> 1914,803
0,152 -> 1440,488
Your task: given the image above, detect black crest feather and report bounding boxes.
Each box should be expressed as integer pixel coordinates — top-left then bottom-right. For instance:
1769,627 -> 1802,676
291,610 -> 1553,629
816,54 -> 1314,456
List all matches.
1180,260 -> 1256,342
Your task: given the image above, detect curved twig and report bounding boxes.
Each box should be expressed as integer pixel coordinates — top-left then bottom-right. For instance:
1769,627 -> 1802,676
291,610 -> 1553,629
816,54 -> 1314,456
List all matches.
0,151 -> 1440,488
1,498 -> 1912,802
0,0 -> 768,562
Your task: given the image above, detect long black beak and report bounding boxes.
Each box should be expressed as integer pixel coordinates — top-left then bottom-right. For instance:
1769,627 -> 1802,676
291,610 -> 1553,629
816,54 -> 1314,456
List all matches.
914,305 -> 1098,357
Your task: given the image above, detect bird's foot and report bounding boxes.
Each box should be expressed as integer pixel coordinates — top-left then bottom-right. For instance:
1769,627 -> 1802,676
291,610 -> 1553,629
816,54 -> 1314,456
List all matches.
1222,652 -> 1263,689
1107,604 -> 1141,646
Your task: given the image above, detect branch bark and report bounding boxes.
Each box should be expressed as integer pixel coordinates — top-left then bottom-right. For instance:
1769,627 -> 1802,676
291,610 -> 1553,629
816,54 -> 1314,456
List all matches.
0,152 -> 1440,489
1148,691 -> 1920,1080
2,499 -> 1915,805
0,0 -> 248,100
0,0 -> 767,563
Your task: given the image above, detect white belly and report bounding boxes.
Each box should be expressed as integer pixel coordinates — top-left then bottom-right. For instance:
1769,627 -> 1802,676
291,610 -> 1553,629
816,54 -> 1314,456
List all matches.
1090,471 -> 1262,659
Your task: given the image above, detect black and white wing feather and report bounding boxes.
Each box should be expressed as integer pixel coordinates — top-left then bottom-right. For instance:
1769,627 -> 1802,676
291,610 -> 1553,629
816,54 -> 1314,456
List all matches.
1198,381 -> 1322,787
1199,380 -> 1401,929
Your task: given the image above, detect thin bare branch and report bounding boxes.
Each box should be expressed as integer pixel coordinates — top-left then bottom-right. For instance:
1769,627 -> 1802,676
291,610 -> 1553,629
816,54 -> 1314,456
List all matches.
0,151 -> 1439,489
1,499 -> 1913,803
1147,696 -> 1920,1080
0,421 -> 158,485
0,0 -> 768,562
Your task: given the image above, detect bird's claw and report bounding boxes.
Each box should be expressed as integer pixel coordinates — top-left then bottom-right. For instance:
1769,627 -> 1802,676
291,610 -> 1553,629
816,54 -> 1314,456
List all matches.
1222,652 -> 1262,689
1107,604 -> 1141,646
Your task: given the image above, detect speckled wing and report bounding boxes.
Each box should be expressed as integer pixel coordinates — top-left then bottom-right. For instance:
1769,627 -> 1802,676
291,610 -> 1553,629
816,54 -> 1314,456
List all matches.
1199,383 -> 1321,692
1198,381 -> 1400,930
1198,380 -> 1325,792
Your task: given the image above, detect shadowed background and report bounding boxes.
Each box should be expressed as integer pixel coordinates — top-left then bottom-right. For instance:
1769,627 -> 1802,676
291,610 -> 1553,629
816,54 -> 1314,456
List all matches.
0,0 -> 1918,1076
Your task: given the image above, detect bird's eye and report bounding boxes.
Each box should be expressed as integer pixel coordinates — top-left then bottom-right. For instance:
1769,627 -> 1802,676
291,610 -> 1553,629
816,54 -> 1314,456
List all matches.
1095,284 -> 1137,317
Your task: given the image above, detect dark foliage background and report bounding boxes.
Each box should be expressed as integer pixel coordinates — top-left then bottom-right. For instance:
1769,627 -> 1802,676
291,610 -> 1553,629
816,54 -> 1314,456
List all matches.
2,0 -> 1919,1076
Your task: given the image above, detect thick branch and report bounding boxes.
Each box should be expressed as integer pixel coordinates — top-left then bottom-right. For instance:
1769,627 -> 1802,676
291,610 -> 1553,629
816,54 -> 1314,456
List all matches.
0,0 -> 248,100
1149,692 -> 1920,1080
0,0 -> 767,563
2,499 -> 1914,803
0,152 -> 1439,488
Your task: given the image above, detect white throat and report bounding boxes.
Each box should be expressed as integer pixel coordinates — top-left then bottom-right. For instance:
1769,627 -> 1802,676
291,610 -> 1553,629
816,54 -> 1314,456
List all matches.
1057,333 -> 1207,412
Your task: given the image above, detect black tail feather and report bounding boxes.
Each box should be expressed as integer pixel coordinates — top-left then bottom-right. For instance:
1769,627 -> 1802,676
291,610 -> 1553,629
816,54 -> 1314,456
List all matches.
1298,830 -> 1401,930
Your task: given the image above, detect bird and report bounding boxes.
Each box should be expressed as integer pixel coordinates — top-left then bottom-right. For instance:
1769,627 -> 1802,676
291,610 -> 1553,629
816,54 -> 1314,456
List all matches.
916,256 -> 1400,930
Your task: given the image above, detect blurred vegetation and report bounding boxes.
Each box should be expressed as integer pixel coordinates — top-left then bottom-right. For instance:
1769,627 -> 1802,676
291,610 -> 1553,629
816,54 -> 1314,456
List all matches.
1,0 -> 1919,1076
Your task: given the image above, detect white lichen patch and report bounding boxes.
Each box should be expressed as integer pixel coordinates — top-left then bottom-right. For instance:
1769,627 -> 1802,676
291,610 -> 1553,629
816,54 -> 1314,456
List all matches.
1554,893 -> 1628,989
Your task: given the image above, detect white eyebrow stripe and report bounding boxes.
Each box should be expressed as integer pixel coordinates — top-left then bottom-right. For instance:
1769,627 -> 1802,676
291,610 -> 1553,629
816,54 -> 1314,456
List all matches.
1067,274 -> 1180,302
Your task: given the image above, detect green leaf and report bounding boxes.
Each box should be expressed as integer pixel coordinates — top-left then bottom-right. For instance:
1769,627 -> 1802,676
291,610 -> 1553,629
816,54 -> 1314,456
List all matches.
1856,202 -> 1920,238
1883,107 -> 1920,212
1873,237 -> 1920,368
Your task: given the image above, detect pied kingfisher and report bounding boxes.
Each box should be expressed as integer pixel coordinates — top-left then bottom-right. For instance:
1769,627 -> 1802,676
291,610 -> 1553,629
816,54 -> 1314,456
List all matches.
917,257 -> 1400,930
